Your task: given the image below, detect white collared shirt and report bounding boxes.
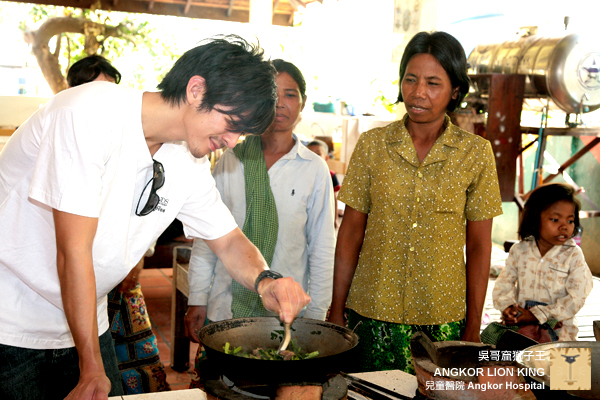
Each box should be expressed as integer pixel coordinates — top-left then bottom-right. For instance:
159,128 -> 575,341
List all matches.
493,238 -> 593,340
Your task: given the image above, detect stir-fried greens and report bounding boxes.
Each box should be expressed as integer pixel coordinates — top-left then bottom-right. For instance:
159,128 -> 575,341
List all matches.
222,340 -> 319,361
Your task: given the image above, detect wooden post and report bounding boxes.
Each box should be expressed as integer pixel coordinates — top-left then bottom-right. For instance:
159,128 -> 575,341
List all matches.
469,74 -> 526,202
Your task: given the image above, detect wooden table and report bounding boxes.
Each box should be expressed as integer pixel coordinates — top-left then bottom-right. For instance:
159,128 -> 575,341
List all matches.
110,389 -> 206,399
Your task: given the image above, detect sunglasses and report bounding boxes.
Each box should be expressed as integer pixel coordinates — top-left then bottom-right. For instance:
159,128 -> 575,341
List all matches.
135,160 -> 165,216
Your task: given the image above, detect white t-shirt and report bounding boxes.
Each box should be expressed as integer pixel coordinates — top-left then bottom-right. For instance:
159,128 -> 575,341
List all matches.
0,82 -> 237,349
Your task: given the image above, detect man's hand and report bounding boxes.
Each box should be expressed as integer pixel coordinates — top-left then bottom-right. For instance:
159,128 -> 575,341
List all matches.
257,277 -> 311,324
64,372 -> 111,400
184,305 -> 208,343
204,228 -> 311,324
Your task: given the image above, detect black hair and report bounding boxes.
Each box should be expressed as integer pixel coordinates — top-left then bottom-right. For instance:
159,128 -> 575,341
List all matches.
396,31 -> 470,112
306,139 -> 328,156
158,35 -> 277,135
272,59 -> 307,101
518,183 -> 581,240
66,55 -> 121,87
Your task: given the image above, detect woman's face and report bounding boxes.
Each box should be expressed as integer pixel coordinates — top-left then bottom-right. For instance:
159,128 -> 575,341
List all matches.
271,72 -> 305,133
401,53 -> 458,126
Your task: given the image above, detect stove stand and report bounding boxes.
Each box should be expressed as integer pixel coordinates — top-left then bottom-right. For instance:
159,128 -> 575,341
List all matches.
204,374 -> 348,400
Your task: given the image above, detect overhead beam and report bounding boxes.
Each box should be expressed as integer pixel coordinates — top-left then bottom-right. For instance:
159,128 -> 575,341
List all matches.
3,0 -> 294,26
183,0 -> 192,14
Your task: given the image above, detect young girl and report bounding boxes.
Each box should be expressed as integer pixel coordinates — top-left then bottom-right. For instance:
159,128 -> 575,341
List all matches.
493,183 -> 593,342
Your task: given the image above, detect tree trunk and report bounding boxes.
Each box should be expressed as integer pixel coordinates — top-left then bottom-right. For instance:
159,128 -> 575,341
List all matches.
23,16 -> 127,94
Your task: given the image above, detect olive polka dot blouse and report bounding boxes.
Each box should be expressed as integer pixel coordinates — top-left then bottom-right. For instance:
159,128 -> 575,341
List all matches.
339,115 -> 503,325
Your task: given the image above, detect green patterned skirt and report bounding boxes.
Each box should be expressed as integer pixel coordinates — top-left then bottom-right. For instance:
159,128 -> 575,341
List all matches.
348,309 -> 465,375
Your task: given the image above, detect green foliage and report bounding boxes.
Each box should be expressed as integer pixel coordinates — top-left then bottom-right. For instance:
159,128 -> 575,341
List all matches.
370,76 -> 399,117
29,5 -> 51,22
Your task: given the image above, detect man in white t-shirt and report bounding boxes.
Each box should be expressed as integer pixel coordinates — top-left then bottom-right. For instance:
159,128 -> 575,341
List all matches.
0,36 -> 310,400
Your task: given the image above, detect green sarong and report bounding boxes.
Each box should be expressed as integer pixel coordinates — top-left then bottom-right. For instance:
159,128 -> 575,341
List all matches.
348,309 -> 465,375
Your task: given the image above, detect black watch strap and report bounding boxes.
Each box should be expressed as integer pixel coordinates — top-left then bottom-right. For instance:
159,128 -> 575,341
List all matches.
254,270 -> 283,293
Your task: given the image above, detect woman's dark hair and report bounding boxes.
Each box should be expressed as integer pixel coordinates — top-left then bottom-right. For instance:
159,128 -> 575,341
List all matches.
67,55 -> 121,87
158,35 -> 277,135
518,183 -> 581,240
272,59 -> 307,101
396,31 -> 470,112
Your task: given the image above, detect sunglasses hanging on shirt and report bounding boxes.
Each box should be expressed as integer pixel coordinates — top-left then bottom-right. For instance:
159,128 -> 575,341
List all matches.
136,160 -> 165,216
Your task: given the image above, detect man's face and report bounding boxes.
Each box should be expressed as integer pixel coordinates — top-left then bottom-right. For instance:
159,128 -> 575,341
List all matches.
183,106 -> 242,158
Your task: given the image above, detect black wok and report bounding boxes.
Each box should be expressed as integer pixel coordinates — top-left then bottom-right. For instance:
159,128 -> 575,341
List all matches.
197,317 -> 359,384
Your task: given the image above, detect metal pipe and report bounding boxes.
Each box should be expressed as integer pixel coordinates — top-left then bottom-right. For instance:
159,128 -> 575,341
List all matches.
577,93 -> 590,125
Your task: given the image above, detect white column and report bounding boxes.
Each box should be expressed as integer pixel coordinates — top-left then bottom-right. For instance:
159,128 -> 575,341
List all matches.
249,0 -> 273,25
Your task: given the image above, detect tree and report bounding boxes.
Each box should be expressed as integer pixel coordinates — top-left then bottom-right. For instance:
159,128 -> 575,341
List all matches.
20,6 -> 152,94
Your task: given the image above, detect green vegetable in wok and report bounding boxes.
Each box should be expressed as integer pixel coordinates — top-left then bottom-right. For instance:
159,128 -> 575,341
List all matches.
222,340 -> 319,361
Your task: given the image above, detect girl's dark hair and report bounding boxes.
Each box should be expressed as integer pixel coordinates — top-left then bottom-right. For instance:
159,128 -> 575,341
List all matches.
396,31 -> 471,112
518,183 -> 581,240
158,35 -> 277,135
272,59 -> 307,101
67,55 -> 121,87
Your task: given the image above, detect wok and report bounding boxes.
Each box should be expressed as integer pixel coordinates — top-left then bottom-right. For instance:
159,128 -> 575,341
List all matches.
197,317 -> 359,384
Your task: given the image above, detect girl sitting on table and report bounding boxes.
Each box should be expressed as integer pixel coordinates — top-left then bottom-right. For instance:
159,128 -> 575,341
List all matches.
491,183 -> 593,343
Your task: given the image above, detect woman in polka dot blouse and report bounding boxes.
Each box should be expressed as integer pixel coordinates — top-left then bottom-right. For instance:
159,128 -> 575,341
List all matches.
327,31 -> 503,374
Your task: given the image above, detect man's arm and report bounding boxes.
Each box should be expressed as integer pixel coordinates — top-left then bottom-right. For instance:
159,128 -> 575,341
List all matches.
463,218 -> 494,343
204,227 -> 310,324
53,209 -> 111,400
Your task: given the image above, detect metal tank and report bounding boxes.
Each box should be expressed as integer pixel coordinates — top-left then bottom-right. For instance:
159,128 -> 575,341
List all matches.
468,32 -> 600,114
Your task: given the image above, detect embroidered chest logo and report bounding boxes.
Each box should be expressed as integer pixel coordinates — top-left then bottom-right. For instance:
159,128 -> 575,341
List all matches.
155,197 -> 168,213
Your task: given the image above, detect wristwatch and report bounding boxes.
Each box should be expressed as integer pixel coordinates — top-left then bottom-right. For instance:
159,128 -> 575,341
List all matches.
254,270 -> 283,293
